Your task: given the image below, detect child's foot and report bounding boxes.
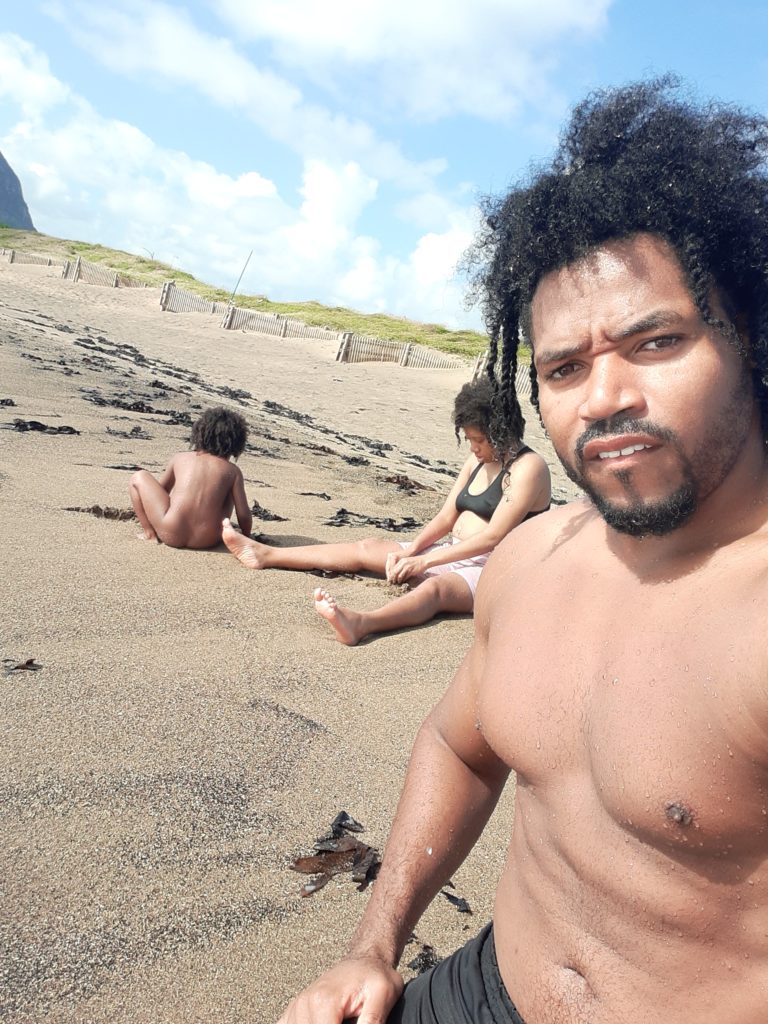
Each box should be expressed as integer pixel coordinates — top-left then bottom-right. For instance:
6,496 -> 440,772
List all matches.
222,518 -> 269,568
313,588 -> 363,646
137,529 -> 159,542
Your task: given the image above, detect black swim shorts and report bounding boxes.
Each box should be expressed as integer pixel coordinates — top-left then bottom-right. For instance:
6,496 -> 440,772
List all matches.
386,922 -> 526,1023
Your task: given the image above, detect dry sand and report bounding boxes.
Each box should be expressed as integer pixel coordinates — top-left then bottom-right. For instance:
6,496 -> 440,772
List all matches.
0,263 -> 578,1023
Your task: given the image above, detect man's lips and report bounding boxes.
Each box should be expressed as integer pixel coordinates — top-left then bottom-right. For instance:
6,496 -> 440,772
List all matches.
582,436 -> 660,462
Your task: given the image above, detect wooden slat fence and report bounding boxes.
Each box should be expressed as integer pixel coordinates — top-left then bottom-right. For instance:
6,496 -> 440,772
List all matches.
61,256 -> 148,289
219,304 -> 343,341
472,349 -> 490,380
160,282 -> 228,314
515,364 -> 533,400
336,333 -> 402,364
117,273 -> 148,289
1,245 -> 472,374
282,320 -> 341,341
399,344 -> 463,369
1,248 -> 64,267
220,305 -> 285,335
472,350 -> 533,400
1,247 -> 148,287
335,333 -> 462,370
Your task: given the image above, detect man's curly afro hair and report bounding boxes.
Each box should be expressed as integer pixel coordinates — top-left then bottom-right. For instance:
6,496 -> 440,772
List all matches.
464,75 -> 768,439
190,406 -> 248,459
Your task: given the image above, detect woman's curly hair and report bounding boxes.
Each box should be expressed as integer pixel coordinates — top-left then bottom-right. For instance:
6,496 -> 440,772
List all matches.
464,76 -> 768,438
190,406 -> 248,459
453,376 -> 523,455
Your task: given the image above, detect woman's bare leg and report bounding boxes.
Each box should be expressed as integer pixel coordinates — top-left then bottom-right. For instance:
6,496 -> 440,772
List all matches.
129,470 -> 170,541
222,518 -> 401,573
313,573 -> 473,646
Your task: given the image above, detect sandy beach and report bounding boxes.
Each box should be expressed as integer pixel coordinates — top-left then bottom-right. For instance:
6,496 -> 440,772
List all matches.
0,262 -> 577,1023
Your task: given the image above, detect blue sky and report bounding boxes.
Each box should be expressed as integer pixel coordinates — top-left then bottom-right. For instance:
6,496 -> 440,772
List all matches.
2,1 -> 767,331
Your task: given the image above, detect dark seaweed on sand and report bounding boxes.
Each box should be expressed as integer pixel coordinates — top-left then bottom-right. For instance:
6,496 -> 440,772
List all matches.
81,388 -> 193,425
106,425 -> 152,440
9,419 -> 80,435
64,505 -> 137,521
440,889 -> 472,914
3,658 -> 43,677
381,473 -> 434,495
407,943 -> 443,974
250,500 -> 288,522
323,508 -> 420,533
307,568 -> 363,581
290,811 -> 380,897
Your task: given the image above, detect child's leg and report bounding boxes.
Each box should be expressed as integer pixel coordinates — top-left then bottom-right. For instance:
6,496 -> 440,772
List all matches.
313,573 -> 473,646
129,470 -> 171,542
222,518 -> 401,573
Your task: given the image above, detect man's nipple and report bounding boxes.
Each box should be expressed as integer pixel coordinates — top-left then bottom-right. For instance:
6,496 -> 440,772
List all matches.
665,801 -> 695,827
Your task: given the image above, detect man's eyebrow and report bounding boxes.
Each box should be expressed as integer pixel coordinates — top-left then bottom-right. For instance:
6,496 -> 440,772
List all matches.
533,309 -> 685,366
611,309 -> 685,341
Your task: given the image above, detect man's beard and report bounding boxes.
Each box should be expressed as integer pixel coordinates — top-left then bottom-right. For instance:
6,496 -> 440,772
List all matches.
561,444 -> 697,536
552,371 -> 753,538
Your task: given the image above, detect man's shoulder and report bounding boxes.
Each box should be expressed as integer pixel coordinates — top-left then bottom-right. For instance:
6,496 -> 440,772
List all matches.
495,497 -> 596,559
476,498 -> 599,602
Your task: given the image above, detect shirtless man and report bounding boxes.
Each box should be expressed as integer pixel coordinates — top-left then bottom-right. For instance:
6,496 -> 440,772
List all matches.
278,80 -> 768,1023
129,406 -> 252,548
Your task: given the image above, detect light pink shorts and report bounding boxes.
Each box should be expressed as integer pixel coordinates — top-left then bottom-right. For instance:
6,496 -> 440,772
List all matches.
399,536 -> 489,601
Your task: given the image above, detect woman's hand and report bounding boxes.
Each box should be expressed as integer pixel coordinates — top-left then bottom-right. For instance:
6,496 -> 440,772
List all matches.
387,555 -> 427,584
385,548 -> 408,580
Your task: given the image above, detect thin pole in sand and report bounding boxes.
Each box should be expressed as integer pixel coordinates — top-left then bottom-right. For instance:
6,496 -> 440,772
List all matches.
226,250 -> 253,309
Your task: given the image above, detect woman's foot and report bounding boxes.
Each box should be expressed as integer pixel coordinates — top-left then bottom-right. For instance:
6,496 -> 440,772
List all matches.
222,518 -> 270,569
313,588 -> 364,646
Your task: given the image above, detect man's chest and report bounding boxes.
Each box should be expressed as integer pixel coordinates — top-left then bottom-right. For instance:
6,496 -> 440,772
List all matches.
477,563 -> 768,855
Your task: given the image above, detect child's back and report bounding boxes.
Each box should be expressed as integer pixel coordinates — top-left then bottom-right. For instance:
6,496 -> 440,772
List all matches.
159,451 -> 249,548
129,407 -> 252,549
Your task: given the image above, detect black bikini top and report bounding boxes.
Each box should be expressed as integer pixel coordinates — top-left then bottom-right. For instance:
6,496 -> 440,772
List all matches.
455,446 -> 550,523
455,462 -> 505,521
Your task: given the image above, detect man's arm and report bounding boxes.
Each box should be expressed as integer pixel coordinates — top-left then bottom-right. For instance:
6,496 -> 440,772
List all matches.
278,587 -> 510,1023
231,468 -> 252,537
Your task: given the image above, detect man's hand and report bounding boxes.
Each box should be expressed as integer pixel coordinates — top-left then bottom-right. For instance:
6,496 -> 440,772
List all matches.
277,955 -> 403,1024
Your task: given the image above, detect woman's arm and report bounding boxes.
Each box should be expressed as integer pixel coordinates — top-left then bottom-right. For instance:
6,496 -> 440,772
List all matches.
388,452 -> 551,581
391,456 -> 476,561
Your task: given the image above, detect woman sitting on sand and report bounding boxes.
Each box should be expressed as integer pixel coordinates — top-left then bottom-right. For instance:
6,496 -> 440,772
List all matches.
222,378 -> 551,645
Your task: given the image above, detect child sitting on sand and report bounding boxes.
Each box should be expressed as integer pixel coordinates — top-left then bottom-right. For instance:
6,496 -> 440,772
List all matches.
129,406 -> 252,548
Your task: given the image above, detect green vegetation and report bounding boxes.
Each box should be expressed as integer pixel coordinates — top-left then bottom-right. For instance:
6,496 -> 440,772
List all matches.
0,227 -> 489,359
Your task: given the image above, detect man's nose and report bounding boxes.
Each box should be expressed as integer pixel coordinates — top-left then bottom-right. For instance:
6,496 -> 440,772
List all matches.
577,354 -> 646,423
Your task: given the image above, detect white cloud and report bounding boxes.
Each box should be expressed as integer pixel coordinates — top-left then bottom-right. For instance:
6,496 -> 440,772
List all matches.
0,33 -> 71,116
0,35 -> 481,326
213,0 -> 613,120
184,168 -> 277,210
42,0 -> 444,191
44,1 -> 303,115
300,160 -> 378,230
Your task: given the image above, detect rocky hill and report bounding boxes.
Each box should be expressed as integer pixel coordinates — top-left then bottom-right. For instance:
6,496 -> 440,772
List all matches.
0,152 -> 35,231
